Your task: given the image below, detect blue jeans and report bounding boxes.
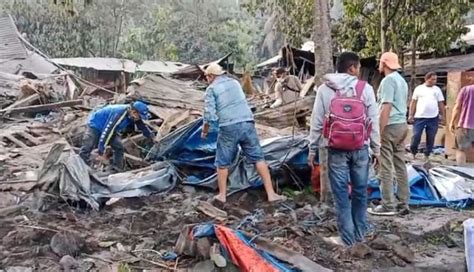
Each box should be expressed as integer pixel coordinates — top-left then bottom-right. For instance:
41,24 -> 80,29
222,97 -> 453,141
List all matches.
215,121 -> 264,168
328,146 -> 369,246
410,117 -> 439,156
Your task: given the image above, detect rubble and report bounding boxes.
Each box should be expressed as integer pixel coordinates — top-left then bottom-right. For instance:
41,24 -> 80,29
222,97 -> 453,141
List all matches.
0,44 -> 472,272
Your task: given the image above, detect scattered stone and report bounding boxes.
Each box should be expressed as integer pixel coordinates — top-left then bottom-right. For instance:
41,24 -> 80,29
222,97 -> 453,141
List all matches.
196,238 -> 211,259
59,255 -> 78,271
192,260 -> 216,272
384,234 -> 402,243
350,243 -> 372,258
50,232 -> 84,257
392,243 -> 415,263
182,186 -> 197,194
370,236 -> 391,250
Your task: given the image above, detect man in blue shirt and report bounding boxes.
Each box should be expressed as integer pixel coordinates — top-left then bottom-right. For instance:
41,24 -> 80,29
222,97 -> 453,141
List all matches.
79,101 -> 153,172
201,63 -> 286,204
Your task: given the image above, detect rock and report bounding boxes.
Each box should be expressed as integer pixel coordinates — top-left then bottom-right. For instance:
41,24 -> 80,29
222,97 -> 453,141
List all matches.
50,232 -> 84,257
196,238 -> 211,259
392,243 -> 415,263
59,255 -> 78,271
369,236 -> 391,250
182,186 -> 196,194
384,234 -> 402,243
350,243 -> 372,259
192,260 -> 216,272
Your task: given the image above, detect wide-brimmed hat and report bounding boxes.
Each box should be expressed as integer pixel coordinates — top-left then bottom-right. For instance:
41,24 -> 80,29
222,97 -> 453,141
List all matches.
380,52 -> 401,70
204,63 -> 225,76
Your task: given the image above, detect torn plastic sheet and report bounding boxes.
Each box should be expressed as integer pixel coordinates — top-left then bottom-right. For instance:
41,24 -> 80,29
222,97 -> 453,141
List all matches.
148,118 -> 310,194
368,164 -> 472,208
38,143 -> 177,210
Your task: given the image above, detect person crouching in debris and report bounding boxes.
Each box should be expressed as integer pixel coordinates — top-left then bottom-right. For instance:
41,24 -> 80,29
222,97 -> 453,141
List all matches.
79,101 -> 153,172
309,52 -> 380,247
269,67 -> 302,108
201,63 -> 286,204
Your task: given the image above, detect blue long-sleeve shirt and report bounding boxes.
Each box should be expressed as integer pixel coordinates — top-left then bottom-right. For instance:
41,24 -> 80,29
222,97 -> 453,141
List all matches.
88,104 -> 153,155
203,75 -> 253,127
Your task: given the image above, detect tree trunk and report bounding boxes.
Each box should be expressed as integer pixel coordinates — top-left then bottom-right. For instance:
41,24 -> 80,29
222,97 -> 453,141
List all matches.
409,34 -> 417,100
313,0 -> 334,86
380,0 -> 389,52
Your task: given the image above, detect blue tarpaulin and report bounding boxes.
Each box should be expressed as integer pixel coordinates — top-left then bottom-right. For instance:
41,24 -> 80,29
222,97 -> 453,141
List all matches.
368,164 -> 471,208
149,118 -> 309,194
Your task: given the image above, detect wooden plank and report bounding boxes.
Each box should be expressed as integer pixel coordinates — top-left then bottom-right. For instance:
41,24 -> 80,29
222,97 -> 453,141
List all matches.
2,94 -> 40,114
18,132 -> 42,146
156,110 -> 190,140
124,153 -> 149,167
4,134 -> 28,148
0,99 -> 83,115
196,201 -> 227,221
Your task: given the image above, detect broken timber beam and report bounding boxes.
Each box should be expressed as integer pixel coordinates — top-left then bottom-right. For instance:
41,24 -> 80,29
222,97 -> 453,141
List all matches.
2,94 -> 40,114
0,99 -> 83,115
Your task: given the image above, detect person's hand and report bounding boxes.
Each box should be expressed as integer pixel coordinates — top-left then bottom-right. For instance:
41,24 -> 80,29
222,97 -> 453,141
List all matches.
201,130 -> 208,139
97,154 -> 109,164
449,122 -> 456,134
307,153 -> 315,168
372,154 -> 380,168
408,116 -> 414,124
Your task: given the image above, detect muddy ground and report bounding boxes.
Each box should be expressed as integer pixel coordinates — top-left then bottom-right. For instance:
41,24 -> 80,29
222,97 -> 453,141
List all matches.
0,183 -> 470,272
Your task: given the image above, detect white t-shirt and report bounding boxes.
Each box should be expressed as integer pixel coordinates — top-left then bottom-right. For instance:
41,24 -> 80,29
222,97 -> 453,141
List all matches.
412,84 -> 444,118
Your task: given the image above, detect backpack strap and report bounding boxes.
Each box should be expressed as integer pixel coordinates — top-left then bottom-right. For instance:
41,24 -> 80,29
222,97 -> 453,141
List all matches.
354,80 -> 366,98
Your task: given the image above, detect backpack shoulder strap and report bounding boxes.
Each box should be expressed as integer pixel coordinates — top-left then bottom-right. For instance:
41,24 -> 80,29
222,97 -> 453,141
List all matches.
354,80 -> 366,99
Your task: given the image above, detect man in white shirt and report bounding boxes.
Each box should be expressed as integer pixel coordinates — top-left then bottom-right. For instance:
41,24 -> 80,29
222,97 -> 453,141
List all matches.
408,72 -> 446,160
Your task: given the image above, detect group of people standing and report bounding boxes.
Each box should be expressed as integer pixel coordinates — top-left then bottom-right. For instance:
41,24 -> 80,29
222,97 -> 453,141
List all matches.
309,51 -> 474,247
77,50 -> 474,250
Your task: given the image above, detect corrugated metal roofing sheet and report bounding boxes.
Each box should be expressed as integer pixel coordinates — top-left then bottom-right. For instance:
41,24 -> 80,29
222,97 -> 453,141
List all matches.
0,15 -> 27,60
0,50 -> 57,74
52,57 -> 137,73
138,60 -> 189,74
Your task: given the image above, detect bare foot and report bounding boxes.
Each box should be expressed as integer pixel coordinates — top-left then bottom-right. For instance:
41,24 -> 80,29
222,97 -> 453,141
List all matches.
213,195 -> 226,203
267,194 -> 287,202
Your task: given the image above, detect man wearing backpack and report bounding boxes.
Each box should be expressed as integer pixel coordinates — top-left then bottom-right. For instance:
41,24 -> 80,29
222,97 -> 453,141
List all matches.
368,52 -> 409,216
309,52 -> 380,247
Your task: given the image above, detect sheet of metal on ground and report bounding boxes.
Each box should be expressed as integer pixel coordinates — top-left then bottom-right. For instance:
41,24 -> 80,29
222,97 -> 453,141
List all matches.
148,118 -> 309,193
38,143 -> 178,210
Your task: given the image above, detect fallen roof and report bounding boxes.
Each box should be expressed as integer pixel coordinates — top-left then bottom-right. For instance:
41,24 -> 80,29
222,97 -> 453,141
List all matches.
127,74 -> 204,112
404,53 -> 474,75
172,53 -> 232,79
138,60 -> 189,74
51,57 -> 137,73
0,49 -> 57,75
0,15 -> 27,60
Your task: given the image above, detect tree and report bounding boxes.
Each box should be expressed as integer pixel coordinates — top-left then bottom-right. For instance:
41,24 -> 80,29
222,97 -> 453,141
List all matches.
1,0 -> 264,70
338,0 -> 472,58
313,0 -> 334,84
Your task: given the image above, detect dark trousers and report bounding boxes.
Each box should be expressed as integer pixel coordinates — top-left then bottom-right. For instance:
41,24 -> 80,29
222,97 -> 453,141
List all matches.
79,127 -> 125,170
410,117 -> 439,156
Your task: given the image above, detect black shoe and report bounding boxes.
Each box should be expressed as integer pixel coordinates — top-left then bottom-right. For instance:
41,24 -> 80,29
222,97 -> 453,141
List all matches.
396,204 -> 410,215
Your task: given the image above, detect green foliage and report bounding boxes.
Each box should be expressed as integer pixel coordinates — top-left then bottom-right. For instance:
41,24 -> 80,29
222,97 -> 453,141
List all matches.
243,0 -> 314,47
1,0 -> 264,70
337,0 -> 473,57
